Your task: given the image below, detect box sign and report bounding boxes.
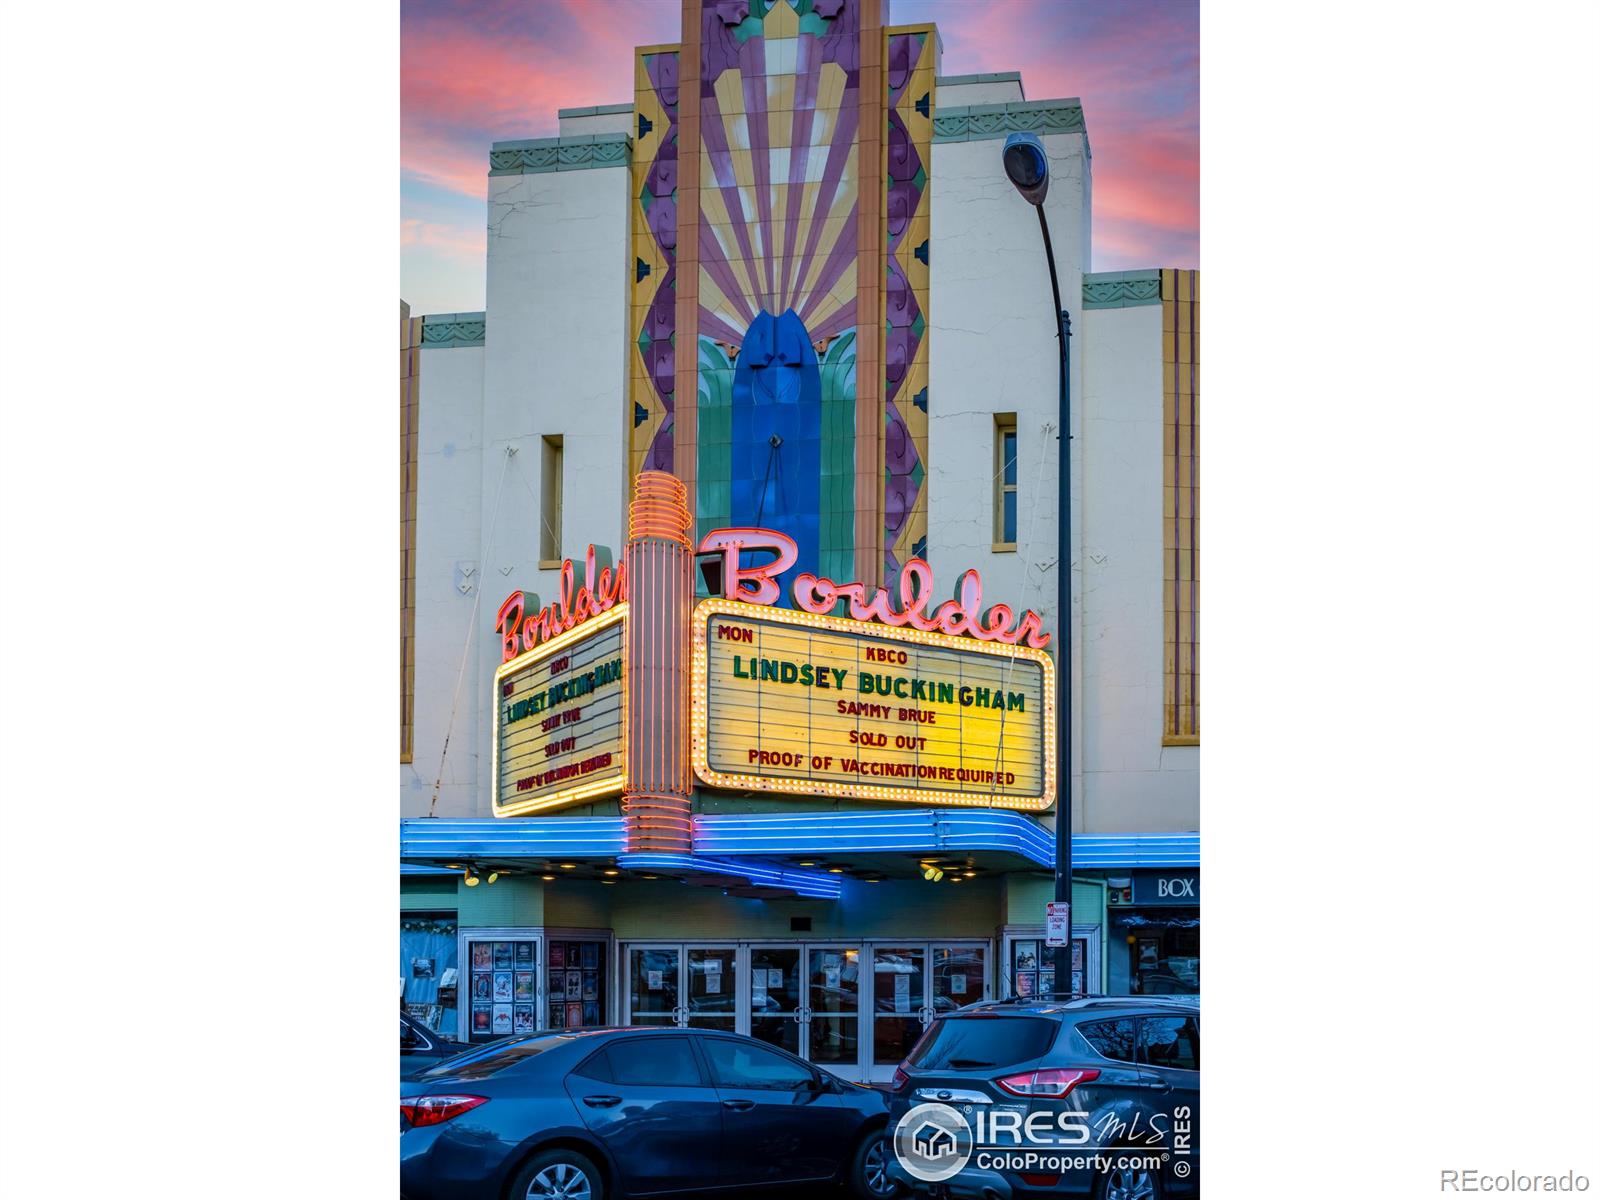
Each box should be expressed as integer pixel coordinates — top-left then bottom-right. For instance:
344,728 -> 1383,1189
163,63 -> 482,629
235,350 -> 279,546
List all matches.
1132,869 -> 1200,906
691,598 -> 1054,810
492,604 -> 627,816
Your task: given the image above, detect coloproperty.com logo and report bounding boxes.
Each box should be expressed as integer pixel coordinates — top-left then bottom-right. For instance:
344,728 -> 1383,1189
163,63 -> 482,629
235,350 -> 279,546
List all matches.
892,1101 -> 1184,1183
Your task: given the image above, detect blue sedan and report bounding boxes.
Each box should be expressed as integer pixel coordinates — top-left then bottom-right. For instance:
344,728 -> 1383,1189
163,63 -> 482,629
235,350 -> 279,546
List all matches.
401,1026 -> 897,1200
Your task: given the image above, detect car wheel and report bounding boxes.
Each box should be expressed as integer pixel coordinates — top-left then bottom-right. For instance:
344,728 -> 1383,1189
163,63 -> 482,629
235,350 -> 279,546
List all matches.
1096,1158 -> 1164,1200
510,1149 -> 603,1200
848,1128 -> 899,1200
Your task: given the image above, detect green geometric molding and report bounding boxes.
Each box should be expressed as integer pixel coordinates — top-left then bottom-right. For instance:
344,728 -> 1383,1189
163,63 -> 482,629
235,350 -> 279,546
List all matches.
489,134 -> 631,176
1082,269 -> 1162,310
932,100 -> 1086,144
420,312 -> 486,348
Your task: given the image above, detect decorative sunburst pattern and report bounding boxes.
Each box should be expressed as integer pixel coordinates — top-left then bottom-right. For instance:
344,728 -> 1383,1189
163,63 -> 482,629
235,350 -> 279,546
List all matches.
696,0 -> 861,345
884,27 -> 934,577
692,0 -> 864,588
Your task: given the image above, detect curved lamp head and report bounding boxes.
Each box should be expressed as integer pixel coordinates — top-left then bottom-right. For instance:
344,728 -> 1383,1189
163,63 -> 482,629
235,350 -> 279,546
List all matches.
1002,132 -> 1050,206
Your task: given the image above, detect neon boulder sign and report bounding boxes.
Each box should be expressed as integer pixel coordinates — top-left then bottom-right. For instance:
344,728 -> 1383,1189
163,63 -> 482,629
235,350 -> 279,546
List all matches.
697,529 -> 1051,649
497,527 -> 1051,664
495,544 -> 623,663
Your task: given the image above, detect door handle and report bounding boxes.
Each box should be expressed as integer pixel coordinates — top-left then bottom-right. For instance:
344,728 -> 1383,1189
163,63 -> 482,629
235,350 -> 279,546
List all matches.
582,1095 -> 622,1108
721,1098 -> 756,1111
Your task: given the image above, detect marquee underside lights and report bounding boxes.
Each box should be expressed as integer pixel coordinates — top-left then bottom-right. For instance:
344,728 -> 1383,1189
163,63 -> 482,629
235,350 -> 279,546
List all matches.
691,598 -> 1056,811
491,604 -> 629,817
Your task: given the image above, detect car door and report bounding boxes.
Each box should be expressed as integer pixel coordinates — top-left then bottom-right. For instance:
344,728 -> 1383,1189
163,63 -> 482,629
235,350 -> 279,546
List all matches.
564,1035 -> 726,1194
697,1034 -> 856,1186
1137,1013 -> 1200,1192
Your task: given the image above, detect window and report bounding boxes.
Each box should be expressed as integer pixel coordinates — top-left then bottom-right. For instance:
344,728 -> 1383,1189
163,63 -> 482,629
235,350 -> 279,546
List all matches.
539,434 -> 564,566
703,1037 -> 815,1090
608,1037 -> 704,1087
1139,1015 -> 1199,1071
907,1016 -> 1058,1071
402,912 -> 458,1035
1077,1018 -> 1138,1064
420,1034 -> 576,1081
994,415 -> 1018,548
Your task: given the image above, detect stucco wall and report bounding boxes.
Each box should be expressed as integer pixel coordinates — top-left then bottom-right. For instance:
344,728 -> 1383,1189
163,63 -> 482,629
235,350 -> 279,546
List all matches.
926,119 -> 1089,828
405,344 -> 485,818
1079,304 -> 1197,831
477,163 -> 633,810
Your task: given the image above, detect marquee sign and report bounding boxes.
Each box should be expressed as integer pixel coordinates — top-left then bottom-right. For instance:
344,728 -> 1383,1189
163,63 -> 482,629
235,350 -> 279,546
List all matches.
492,603 -> 627,816
691,598 -> 1054,811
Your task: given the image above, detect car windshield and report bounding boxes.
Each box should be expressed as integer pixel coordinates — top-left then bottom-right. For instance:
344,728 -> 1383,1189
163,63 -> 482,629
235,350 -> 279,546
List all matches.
419,1034 -> 578,1080
907,1016 -> 1058,1070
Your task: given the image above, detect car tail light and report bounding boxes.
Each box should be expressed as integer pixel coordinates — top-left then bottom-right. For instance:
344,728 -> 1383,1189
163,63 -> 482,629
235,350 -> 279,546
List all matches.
1020,1173 -> 1062,1187
401,1095 -> 488,1127
890,1065 -> 909,1090
994,1067 -> 1099,1098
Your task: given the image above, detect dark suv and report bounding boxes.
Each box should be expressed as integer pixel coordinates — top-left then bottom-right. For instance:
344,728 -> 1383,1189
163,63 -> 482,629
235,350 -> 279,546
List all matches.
883,996 -> 1199,1200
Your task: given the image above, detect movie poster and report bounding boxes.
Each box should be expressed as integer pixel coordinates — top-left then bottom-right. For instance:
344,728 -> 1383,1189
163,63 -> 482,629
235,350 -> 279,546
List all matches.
580,943 -> 599,971
492,1004 -> 512,1034
515,942 -> 533,967
549,942 -> 565,969
549,1001 -> 565,1029
582,1000 -> 599,1026
472,973 -> 492,1001
493,943 -> 513,969
566,1001 -> 583,1028
515,971 -> 534,1000
471,943 -> 492,970
493,972 -> 513,1002
472,1005 -> 491,1033
514,1006 -> 535,1033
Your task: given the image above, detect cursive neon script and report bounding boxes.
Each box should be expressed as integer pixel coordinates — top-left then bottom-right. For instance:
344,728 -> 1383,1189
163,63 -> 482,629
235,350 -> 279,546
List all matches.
698,528 -> 1051,649
495,544 -> 623,662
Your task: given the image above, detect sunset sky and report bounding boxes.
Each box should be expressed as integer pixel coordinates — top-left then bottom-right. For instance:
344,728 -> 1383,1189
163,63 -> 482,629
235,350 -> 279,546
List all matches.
401,0 -> 1198,315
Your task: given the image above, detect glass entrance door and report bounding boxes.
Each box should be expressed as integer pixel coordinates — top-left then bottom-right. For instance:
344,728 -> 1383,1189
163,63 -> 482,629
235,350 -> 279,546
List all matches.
806,945 -> 861,1072
866,941 -> 989,1082
747,945 -> 802,1054
870,946 -> 926,1071
625,944 -> 738,1029
685,946 -> 738,1031
626,945 -> 682,1027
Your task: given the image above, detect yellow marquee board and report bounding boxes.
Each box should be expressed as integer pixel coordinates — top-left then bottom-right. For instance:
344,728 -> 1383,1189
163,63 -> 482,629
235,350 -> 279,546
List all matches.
492,604 -> 627,816
691,599 -> 1055,810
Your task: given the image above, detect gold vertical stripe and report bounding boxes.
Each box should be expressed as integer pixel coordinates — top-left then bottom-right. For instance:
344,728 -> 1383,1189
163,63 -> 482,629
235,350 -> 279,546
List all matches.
1162,270 -> 1199,745
400,307 -> 421,763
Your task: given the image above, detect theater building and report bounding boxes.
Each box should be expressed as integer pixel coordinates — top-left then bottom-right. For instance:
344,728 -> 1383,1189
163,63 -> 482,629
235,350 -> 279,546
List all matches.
399,0 -> 1198,1082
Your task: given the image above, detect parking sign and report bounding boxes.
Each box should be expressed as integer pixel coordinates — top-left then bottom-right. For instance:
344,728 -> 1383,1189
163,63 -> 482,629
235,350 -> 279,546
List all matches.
1045,901 -> 1070,946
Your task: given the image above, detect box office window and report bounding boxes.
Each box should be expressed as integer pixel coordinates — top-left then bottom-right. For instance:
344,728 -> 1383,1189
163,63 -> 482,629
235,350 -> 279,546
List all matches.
401,913 -> 458,1034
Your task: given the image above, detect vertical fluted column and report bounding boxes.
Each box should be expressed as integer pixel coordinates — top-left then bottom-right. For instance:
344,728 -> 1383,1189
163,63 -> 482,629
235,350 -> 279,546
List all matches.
622,471 -> 695,853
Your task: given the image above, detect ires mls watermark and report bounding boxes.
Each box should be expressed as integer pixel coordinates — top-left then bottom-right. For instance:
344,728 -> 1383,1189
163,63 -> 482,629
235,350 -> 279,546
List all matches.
1441,1170 -> 1590,1192
892,1102 -> 1194,1185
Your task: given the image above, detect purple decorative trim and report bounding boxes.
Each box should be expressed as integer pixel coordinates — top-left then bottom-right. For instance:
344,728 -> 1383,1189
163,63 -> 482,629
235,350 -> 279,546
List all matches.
640,51 -> 681,475
882,31 -> 929,577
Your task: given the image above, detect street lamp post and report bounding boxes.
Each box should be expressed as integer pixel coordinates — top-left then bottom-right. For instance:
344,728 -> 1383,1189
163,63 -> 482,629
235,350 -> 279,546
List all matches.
1003,132 -> 1074,997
